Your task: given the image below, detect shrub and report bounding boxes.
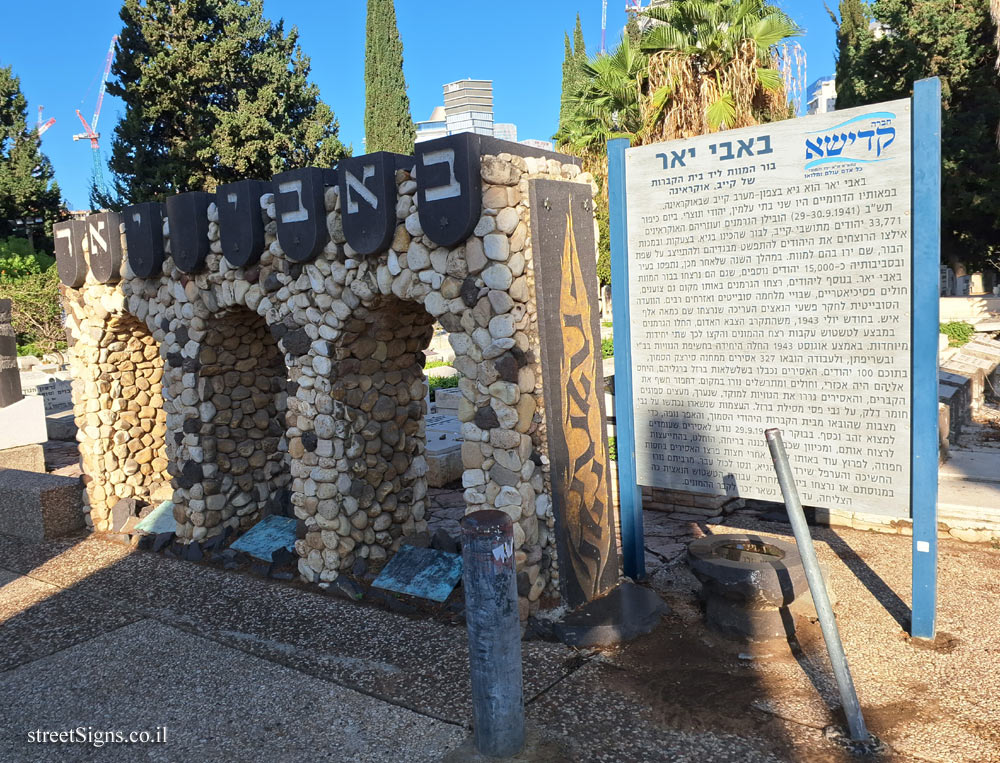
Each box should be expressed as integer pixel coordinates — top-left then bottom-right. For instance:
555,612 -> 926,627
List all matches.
429,375 -> 459,399
601,336 -> 614,358
0,265 -> 66,357
607,436 -> 617,461
940,321 -> 976,347
0,237 -> 54,282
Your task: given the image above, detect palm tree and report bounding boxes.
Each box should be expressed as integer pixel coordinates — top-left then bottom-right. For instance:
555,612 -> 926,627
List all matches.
638,0 -> 801,142
555,36 -> 648,173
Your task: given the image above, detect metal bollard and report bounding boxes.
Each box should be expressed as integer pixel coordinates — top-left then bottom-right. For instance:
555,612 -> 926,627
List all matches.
460,510 -> 525,757
765,428 -> 869,743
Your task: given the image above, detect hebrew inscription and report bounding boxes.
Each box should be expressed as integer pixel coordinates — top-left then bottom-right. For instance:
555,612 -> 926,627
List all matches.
625,101 -> 913,517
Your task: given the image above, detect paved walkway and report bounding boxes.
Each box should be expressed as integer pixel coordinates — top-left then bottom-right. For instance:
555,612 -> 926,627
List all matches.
1,507 -> 999,761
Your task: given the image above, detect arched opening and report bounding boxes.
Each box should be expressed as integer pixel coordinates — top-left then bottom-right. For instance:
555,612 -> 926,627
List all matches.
177,307 -> 289,540
294,296 -> 435,574
82,313 -> 171,531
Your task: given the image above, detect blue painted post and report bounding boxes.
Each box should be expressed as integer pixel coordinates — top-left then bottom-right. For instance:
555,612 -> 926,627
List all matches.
460,510 -> 524,757
910,77 -> 941,639
608,137 -> 645,580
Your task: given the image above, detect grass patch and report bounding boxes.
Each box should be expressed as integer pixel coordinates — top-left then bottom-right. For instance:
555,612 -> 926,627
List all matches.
424,359 -> 454,370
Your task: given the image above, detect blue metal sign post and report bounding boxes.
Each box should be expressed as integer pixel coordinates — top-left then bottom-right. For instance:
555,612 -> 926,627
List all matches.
910,77 -> 942,639
608,79 -> 942,636
608,137 -> 645,581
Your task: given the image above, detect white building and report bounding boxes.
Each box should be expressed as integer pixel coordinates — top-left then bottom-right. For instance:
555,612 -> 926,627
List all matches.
414,79 -> 524,146
443,79 -> 495,137
807,76 -> 837,115
414,106 -> 448,144
493,123 -> 518,143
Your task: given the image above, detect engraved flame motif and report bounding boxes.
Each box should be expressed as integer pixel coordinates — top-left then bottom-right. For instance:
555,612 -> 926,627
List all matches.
558,202 -> 614,601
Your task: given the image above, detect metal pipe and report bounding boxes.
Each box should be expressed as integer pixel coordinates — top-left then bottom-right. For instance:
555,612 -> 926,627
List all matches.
765,428 -> 869,742
460,510 -> 525,757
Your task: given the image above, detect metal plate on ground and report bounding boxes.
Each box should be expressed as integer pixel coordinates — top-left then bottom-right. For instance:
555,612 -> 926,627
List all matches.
134,501 -> 176,535
371,546 -> 463,602
229,515 -> 297,562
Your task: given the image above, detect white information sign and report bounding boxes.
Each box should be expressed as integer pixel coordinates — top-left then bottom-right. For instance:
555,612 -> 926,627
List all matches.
625,101 -> 912,516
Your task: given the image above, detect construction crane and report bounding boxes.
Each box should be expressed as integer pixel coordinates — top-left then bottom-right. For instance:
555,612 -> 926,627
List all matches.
73,35 -> 118,200
36,106 -> 55,137
600,0 -> 608,54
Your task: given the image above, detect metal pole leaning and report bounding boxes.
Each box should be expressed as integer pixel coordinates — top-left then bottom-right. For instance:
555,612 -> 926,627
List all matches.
460,510 -> 525,757
765,428 -> 869,743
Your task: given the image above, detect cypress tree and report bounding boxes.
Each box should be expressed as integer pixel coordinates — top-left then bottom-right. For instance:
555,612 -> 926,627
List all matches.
364,0 -> 415,155
0,64 -> 62,246
103,0 -> 346,206
558,32 -> 574,134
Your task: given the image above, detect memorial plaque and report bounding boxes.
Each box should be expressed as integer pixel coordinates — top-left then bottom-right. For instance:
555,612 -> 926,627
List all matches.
273,167 -> 336,263
625,101 -> 912,517
87,211 -> 124,284
415,133 -> 481,248
166,191 -> 214,273
338,152 -> 401,256
531,179 -> 619,607
53,219 -> 88,288
123,201 -> 166,278
217,179 -> 270,267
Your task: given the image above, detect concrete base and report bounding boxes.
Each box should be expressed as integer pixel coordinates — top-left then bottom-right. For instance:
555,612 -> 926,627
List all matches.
0,443 -> 45,473
553,582 -> 670,647
0,468 -> 83,541
0,396 -> 46,450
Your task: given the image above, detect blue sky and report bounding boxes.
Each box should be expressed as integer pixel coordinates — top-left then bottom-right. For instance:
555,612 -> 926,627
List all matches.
2,1 -> 838,210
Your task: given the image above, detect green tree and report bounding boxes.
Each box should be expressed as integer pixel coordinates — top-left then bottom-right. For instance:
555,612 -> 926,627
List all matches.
363,0 -> 415,154
555,14 -> 592,144
559,32 -> 574,132
0,65 -> 62,247
836,0 -> 1000,267
103,0 -> 347,206
828,0 -> 873,109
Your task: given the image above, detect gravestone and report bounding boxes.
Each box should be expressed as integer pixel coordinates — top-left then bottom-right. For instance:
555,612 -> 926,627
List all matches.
0,299 -> 23,407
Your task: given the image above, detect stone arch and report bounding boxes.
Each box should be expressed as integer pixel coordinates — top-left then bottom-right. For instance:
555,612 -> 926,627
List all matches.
170,305 -> 289,542
75,311 -> 171,531
288,294 -> 435,576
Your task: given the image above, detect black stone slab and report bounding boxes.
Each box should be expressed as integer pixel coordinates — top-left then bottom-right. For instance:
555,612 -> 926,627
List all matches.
529,178 -> 619,609
338,151 -> 404,256
123,201 -> 166,278
415,132 -> 482,248
52,219 -> 88,288
0,299 -> 22,408
273,167 -> 336,262
86,210 -> 123,283
166,191 -> 214,273
218,178 -> 270,267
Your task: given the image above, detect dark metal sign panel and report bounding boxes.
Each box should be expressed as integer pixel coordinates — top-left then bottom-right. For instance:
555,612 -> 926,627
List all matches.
53,219 -> 88,288
529,179 -> 619,609
218,179 -> 270,267
273,167 -> 335,262
87,211 -> 123,284
123,201 -> 166,279
415,133 -> 482,248
166,191 -> 213,273
338,152 -> 400,256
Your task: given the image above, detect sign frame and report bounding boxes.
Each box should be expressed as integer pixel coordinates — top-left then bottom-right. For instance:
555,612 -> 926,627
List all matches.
608,77 -> 941,637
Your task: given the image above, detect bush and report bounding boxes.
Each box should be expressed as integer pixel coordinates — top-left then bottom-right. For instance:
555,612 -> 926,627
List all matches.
0,264 -> 66,357
429,375 -> 459,399
607,436 -> 617,461
0,237 -> 54,282
941,321 -> 976,347
601,336 -> 614,358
